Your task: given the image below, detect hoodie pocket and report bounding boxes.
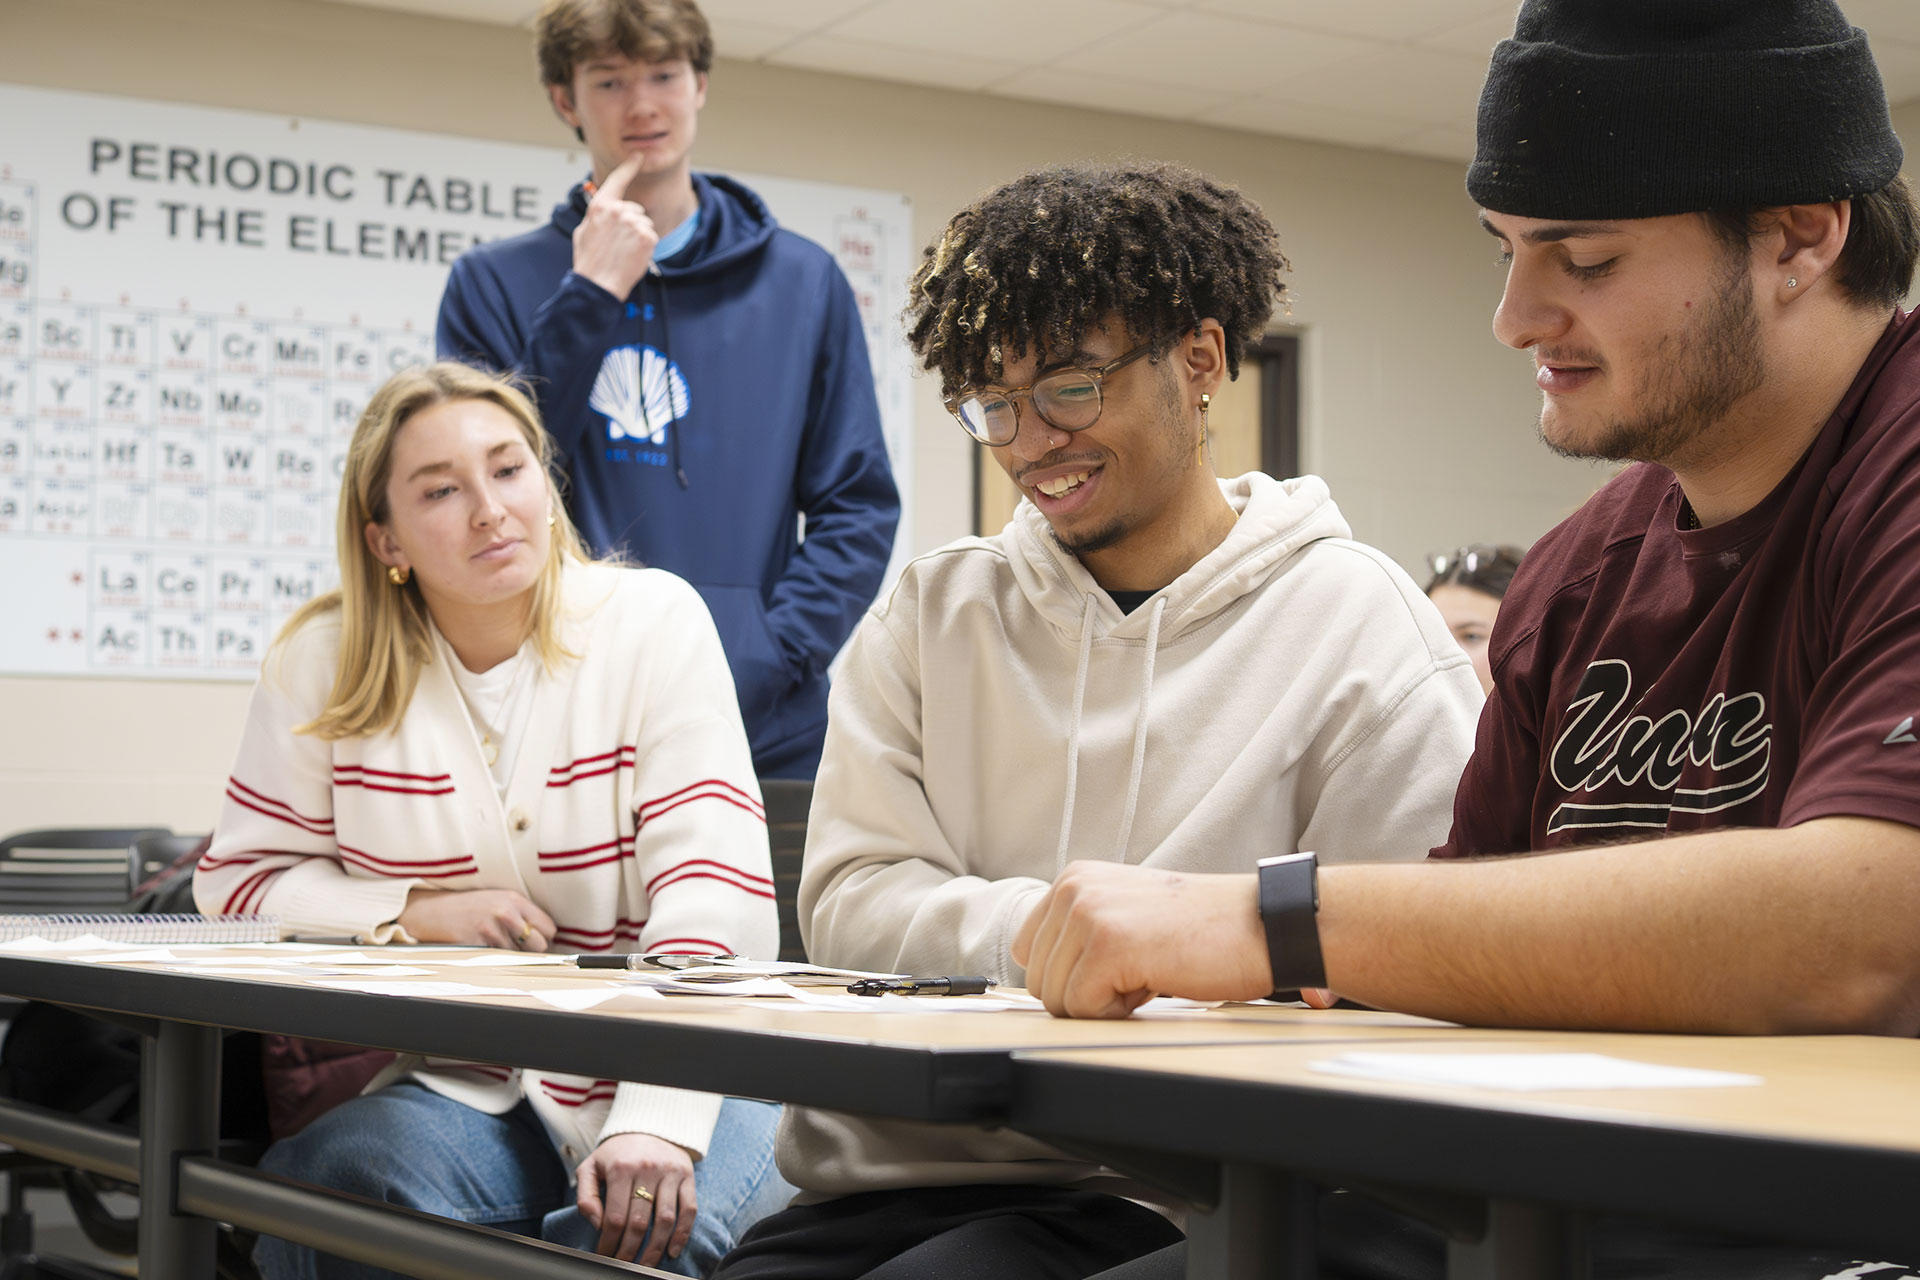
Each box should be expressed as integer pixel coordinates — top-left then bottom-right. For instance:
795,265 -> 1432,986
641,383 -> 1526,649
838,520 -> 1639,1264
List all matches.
698,584 -> 794,731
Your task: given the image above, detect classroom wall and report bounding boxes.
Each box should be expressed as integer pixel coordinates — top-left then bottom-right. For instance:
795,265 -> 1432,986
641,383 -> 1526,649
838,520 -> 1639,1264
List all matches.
6,0 -> 1897,835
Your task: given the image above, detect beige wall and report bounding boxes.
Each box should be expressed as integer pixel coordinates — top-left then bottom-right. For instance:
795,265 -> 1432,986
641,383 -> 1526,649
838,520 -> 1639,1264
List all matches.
0,0 -> 1680,833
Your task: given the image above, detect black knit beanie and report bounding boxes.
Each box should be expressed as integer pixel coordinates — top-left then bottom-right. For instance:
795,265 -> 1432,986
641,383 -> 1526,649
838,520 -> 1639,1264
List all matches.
1468,0 -> 1904,220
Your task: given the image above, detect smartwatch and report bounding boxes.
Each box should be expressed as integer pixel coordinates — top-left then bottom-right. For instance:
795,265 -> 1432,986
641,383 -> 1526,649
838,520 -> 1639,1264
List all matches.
1257,851 -> 1325,995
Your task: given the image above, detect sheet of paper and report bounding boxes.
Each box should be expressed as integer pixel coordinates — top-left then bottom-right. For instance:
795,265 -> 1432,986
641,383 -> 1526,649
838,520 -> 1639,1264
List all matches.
438,953 -> 570,967
0,935 -> 121,952
531,988 -> 668,1011
72,947 -> 182,963
1307,1052 -> 1763,1092
308,980 -> 531,997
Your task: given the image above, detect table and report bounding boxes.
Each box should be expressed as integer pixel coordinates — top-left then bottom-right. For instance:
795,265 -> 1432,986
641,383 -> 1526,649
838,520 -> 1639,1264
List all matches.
1011,1031 -> 1920,1280
0,946 -> 1476,1279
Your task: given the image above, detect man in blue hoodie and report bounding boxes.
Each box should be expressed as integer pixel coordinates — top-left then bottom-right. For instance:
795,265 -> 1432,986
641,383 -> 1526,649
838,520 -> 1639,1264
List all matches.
437,0 -> 899,779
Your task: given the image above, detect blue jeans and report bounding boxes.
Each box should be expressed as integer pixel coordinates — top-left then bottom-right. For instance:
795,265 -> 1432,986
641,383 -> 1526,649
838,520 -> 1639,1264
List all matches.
254,1082 -> 792,1279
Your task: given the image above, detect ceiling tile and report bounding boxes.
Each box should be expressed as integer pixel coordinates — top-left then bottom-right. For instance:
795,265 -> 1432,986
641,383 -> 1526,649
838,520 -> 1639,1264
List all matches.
829,0 -> 1162,63
767,34 -> 1024,92
709,17 -> 807,60
1052,10 -> 1377,94
1194,0 -> 1509,44
989,66 -> 1242,121
1193,96 -> 1421,150
1271,45 -> 1487,119
694,0 -> 879,29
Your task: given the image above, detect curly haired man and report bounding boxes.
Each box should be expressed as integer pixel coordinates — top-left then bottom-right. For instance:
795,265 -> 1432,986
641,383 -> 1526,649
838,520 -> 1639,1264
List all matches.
710,162 -> 1484,1280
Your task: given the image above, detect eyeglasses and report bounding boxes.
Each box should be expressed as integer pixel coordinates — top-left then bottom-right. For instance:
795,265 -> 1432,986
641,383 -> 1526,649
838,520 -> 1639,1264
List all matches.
944,343 -> 1155,446
1426,544 -> 1526,580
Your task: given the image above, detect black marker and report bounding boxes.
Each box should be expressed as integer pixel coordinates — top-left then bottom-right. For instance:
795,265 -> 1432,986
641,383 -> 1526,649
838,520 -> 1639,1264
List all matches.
846,976 -> 994,997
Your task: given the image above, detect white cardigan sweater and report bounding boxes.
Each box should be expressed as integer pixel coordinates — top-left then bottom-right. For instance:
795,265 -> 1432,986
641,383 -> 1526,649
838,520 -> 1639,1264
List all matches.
196,562 -> 777,1164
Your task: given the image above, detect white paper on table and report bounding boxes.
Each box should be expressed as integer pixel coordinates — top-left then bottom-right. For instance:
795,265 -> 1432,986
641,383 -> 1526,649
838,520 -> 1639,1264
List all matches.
72,947 -> 182,963
781,986 -> 1044,1013
0,935 -> 122,952
531,988 -> 669,1011
439,953 -> 570,967
1307,1052 -> 1763,1092
308,979 -> 531,997
165,966 -> 300,977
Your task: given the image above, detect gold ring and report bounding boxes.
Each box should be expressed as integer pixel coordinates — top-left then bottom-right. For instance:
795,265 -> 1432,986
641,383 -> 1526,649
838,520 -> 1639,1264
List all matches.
517,922 -> 533,943
632,1185 -> 654,1202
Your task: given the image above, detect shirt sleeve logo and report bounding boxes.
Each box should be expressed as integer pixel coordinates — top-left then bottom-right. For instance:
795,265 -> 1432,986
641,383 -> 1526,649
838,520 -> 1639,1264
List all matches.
1886,716 -> 1918,745
1546,658 -> 1771,837
589,344 -> 690,446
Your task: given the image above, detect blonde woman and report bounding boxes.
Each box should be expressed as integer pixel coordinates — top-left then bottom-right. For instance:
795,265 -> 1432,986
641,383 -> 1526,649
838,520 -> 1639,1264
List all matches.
196,362 -> 790,1278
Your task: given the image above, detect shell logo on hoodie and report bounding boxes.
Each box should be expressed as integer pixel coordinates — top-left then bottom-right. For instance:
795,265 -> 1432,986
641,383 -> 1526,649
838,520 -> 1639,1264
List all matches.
590,344 -> 690,446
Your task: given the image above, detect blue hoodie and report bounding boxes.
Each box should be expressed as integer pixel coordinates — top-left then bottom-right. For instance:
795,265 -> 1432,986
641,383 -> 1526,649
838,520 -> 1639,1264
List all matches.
437,173 -> 900,777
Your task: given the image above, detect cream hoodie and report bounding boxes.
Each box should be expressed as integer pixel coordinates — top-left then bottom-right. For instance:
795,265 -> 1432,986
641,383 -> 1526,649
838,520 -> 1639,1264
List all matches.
782,472 -> 1482,1199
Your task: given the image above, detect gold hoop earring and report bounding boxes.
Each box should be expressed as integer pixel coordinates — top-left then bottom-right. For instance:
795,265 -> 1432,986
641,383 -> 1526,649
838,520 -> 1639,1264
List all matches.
387,565 -> 410,586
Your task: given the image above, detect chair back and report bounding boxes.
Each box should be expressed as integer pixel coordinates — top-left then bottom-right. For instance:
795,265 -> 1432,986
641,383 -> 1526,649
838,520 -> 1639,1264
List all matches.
759,781 -> 813,963
0,828 -> 167,914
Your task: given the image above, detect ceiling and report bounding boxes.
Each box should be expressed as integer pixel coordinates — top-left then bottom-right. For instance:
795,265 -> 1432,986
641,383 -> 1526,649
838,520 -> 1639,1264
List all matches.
320,0 -> 1920,163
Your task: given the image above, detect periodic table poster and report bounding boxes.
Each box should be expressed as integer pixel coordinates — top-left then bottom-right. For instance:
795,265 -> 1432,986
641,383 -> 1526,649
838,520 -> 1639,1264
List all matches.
0,84 -> 914,681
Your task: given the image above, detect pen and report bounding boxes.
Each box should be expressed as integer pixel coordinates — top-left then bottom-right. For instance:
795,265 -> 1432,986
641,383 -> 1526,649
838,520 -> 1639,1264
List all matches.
570,952 -> 741,970
846,976 -> 994,997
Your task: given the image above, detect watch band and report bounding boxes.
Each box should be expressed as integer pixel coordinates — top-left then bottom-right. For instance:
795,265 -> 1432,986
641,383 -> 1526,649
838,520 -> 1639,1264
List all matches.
1257,851 -> 1325,994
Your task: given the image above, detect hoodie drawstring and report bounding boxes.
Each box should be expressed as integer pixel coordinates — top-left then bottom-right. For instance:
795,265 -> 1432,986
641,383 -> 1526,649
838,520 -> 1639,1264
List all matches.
1053,596 -> 1097,874
1054,594 -> 1165,871
653,265 -> 688,489
1111,596 -> 1165,863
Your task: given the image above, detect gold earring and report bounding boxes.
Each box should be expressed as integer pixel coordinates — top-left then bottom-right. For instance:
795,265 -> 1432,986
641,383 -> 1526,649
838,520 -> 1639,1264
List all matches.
1198,393 -> 1211,459
548,511 -> 557,528
387,565 -> 410,586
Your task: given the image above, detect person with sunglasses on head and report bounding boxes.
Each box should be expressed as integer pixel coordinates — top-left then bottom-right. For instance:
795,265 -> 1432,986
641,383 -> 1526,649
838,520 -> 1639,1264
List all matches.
1424,543 -> 1526,695
195,363 -> 791,1278
708,162 -> 1483,1280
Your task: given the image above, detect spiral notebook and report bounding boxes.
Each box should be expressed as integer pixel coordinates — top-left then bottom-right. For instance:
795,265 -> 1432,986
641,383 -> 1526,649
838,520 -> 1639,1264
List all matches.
0,913 -> 282,944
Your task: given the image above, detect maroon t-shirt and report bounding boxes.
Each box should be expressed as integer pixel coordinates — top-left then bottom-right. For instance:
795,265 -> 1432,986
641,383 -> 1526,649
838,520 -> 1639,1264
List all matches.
1437,309 -> 1920,857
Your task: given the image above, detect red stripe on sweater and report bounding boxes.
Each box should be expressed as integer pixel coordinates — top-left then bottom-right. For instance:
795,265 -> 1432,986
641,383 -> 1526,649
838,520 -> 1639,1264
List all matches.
645,937 -> 732,955
228,777 -> 335,832
333,765 -> 452,783
637,790 -> 766,829
551,922 -> 645,952
537,837 -> 632,863
221,865 -> 281,916
643,857 -> 773,894
337,844 -> 476,880
226,791 -> 338,837
196,851 -> 269,872
648,869 -> 777,901
546,747 -> 636,788
539,851 -> 628,873
637,777 -> 764,820
333,779 -> 456,797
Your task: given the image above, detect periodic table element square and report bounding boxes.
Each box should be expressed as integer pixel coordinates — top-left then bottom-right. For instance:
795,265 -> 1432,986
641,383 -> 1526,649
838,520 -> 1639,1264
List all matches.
0,303 -> 28,357
384,328 -> 433,375
98,310 -> 153,366
34,361 -> 92,421
0,246 -> 26,302
211,610 -> 266,669
155,369 -> 211,427
0,180 -> 31,241
216,318 -> 273,376
157,314 -> 214,371
96,426 -> 151,482
0,417 -> 26,475
214,432 -> 267,489
213,489 -> 267,545
32,418 -> 93,477
269,437 -> 325,493
272,325 -> 328,380
214,376 -> 271,433
270,489 -> 328,548
274,380 -> 326,436
30,473 -> 90,537
154,428 -> 212,487
152,554 -> 211,612
99,366 -> 154,427
331,330 -> 381,384
153,484 -> 211,543
90,608 -> 149,670
211,556 -> 267,613
0,361 -> 24,418
90,547 -> 150,608
95,482 -> 152,541
328,386 -> 368,437
266,556 -> 331,623
33,302 -> 94,363
153,613 -> 209,669
0,473 -> 27,533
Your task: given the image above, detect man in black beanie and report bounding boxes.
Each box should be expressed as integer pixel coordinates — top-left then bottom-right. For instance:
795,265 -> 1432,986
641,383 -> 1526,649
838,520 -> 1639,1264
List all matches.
1018,2 -> 1920,1276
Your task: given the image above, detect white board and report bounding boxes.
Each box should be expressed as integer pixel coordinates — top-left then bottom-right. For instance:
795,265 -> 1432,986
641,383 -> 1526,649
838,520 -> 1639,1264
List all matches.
0,84 -> 913,680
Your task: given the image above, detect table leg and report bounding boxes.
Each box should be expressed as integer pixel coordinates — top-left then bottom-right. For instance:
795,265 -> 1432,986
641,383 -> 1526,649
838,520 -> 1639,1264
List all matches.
1447,1200 -> 1583,1280
1184,1164 -> 1314,1280
137,1021 -> 221,1280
